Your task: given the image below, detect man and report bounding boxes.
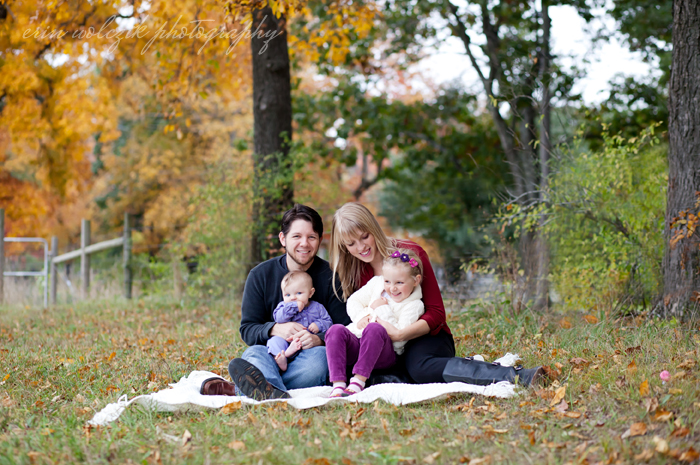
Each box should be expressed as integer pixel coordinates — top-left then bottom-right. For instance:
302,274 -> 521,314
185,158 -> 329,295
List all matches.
203,204 -> 350,400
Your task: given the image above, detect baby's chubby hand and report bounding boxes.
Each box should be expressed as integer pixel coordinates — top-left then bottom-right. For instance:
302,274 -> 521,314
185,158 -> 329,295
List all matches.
370,297 -> 388,309
307,322 -> 320,334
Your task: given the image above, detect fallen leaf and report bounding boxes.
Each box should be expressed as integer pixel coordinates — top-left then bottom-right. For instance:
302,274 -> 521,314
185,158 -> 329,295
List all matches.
634,449 -> 654,461
615,376 -> 627,388
672,371 -> 687,380
625,346 -> 642,355
468,457 -> 491,465
679,447 -> 700,462
639,380 -> 650,397
228,441 -> 245,450
542,365 -> 559,380
574,442 -> 587,455
559,318 -> 572,329
399,428 -> 415,436
220,401 -> 242,414
627,360 -> 638,375
569,357 -> 590,367
583,314 -> 598,324
528,431 -> 536,445
589,383 -> 602,394
644,397 -> 659,413
669,388 -> 683,395
303,458 -> 332,465
553,399 -> 568,413
653,410 -> 673,422
423,452 -> 441,464
550,385 -> 566,407
564,411 -> 582,419
676,359 -> 696,370
621,422 -> 647,439
653,435 -> 669,454
181,430 -> 192,447
671,427 -> 690,438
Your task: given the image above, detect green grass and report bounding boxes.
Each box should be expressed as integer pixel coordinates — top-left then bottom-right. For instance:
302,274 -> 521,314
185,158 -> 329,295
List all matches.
0,297 -> 698,464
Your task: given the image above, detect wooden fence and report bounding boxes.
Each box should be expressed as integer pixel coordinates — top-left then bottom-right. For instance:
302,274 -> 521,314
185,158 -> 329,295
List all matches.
0,209 -> 133,306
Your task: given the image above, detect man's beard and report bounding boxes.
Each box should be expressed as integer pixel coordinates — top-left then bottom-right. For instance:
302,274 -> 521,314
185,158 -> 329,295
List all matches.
287,249 -> 316,268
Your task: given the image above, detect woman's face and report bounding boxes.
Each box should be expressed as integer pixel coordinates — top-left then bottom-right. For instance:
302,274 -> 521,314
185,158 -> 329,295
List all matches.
343,231 -> 377,263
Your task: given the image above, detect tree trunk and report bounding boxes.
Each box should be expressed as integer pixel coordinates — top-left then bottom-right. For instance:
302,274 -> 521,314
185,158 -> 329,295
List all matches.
534,0 -> 552,310
250,7 -> 293,267
664,0 -> 700,316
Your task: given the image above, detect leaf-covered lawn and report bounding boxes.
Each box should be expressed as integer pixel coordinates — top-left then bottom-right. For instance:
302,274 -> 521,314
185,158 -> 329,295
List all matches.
0,299 -> 698,464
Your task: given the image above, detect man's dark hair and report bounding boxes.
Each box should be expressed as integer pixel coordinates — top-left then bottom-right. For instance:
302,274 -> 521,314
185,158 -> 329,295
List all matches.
280,204 -> 324,238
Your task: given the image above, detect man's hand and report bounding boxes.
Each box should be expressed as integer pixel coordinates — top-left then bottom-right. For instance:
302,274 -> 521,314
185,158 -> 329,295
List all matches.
307,322 -> 320,334
370,298 -> 388,309
287,330 -> 322,350
356,315 -> 371,330
270,322 -> 307,340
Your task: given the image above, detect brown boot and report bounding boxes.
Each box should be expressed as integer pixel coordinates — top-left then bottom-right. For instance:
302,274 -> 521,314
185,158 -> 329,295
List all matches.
200,377 -> 237,396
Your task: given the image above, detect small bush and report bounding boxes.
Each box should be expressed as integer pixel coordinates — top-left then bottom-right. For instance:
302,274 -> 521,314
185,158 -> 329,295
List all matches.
546,124 -> 666,311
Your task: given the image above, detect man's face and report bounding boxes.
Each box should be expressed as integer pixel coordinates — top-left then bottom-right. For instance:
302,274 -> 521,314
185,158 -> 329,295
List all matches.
279,220 -> 321,270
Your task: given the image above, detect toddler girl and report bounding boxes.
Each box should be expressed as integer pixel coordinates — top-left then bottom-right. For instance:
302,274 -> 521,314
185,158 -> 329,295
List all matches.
268,270 -> 333,371
325,248 -> 425,397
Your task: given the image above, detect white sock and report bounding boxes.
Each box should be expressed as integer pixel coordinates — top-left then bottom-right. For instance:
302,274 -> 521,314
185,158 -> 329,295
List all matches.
347,376 -> 366,393
330,381 -> 347,397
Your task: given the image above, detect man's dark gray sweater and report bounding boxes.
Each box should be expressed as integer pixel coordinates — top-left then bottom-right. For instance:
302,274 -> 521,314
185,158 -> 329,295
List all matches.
239,254 -> 351,346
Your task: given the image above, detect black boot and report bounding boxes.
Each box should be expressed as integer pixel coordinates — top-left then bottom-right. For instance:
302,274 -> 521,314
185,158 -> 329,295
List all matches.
442,357 -> 545,387
228,359 -> 290,401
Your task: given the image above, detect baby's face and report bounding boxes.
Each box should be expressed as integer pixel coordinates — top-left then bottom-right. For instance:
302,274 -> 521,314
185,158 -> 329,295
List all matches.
282,279 -> 313,308
382,264 -> 418,303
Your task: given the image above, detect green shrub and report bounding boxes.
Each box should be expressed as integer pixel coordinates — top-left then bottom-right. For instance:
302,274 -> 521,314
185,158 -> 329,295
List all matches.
546,124 -> 667,311
180,165 -> 252,303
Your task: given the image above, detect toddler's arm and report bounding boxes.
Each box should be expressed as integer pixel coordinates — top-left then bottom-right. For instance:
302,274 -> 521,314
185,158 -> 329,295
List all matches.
273,301 -> 301,323
312,303 -> 334,333
346,279 -> 377,323
373,304 -> 398,326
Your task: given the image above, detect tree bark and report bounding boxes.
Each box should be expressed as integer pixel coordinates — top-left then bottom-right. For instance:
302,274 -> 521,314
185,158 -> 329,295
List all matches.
664,0 -> 700,316
534,0 -> 551,310
250,7 -> 293,267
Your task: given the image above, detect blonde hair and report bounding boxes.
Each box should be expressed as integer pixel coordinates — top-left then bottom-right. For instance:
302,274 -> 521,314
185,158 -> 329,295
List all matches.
280,270 -> 313,292
383,247 -> 423,279
330,202 -> 394,301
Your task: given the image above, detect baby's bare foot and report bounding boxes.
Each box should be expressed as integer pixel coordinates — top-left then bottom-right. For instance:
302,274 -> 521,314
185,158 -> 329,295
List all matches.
275,352 -> 288,371
285,339 -> 302,358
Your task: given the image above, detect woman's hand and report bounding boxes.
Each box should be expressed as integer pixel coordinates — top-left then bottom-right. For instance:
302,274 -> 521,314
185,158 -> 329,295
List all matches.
356,315 -> 371,330
287,330 -> 322,349
271,322 -> 306,339
375,318 -> 402,341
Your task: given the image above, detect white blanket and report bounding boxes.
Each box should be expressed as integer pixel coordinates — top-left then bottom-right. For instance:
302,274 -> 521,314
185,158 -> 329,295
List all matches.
89,353 -> 521,426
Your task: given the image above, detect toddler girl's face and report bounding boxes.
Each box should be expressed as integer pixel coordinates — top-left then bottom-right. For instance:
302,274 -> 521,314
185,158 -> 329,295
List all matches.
382,264 -> 419,303
282,279 -> 314,309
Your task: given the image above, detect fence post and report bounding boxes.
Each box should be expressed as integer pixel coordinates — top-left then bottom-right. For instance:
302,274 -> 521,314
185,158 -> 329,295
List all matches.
81,219 -> 90,299
123,213 -> 132,299
0,208 -> 4,305
50,236 -> 58,306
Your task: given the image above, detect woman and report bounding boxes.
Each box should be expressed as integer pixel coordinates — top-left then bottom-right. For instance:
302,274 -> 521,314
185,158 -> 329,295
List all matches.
329,202 -> 544,387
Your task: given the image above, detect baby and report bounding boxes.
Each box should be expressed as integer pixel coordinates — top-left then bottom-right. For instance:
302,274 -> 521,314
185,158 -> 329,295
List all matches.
267,270 -> 334,371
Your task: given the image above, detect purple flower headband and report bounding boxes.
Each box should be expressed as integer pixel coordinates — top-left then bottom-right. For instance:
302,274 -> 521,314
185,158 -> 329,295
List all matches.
391,250 -> 418,268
